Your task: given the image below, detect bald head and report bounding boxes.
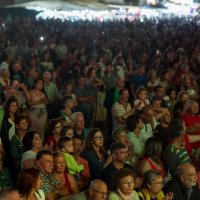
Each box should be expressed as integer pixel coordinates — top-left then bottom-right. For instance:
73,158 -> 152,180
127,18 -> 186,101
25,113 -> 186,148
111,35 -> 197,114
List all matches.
177,163 -> 197,188
89,179 -> 107,200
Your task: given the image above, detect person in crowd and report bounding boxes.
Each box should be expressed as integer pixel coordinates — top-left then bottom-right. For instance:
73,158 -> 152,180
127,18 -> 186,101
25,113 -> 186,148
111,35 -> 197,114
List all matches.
60,125 -> 74,138
173,90 -> 189,118
82,128 -> 112,179
27,79 -> 48,140
16,168 -> 45,200
73,135 -> 90,189
71,112 -> 89,140
112,88 -> 134,130
138,137 -> 166,177
35,150 -> 69,199
45,118 -> 63,151
107,168 -> 139,200
40,50 -> 55,70
102,142 -> 133,190
60,96 -> 74,127
0,68 -> 11,91
52,151 -> 79,195
138,170 -> 173,200
163,163 -> 200,200
57,136 -> 84,175
134,86 -> 150,110
22,131 -> 43,169
0,187 -> 20,200
10,115 -> 28,181
71,179 -> 108,200
127,114 -> 145,158
162,118 -> 191,177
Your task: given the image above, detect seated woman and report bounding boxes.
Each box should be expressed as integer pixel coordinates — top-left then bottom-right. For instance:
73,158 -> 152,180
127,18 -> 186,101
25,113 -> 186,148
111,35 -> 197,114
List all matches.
81,128 -> 112,179
108,168 -> 139,200
17,168 -> 45,200
139,137 -> 166,177
22,131 -> 43,169
138,170 -> 173,200
52,151 -> 79,195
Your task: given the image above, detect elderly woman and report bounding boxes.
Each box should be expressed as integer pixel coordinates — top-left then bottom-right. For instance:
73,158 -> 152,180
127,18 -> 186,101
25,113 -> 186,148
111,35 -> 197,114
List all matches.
138,170 -> 173,200
108,168 -> 139,200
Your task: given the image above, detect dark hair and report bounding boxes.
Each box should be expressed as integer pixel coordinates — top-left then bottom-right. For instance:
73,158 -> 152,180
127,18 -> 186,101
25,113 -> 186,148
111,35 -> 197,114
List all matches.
57,136 -> 72,150
112,128 -> 127,142
73,135 -> 84,143
119,88 -> 128,96
144,137 -> 162,164
169,118 -> 184,139
61,96 -> 73,108
36,150 -> 52,161
33,78 -> 44,90
135,86 -> 147,98
113,168 -> 135,189
22,131 -> 40,152
14,114 -> 27,126
110,142 -> 126,154
142,170 -> 162,188
126,114 -> 140,131
60,126 -> 73,137
17,168 -> 40,197
45,118 -> 62,141
4,96 -> 18,118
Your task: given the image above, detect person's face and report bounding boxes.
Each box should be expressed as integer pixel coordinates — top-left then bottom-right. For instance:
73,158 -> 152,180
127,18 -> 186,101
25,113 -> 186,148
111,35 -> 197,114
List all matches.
64,128 -> 74,138
65,99 -> 74,109
43,72 -> 51,83
35,80 -> 43,90
155,87 -> 165,98
73,138 -> 83,154
9,101 -> 18,113
92,131 -> 104,148
53,122 -> 63,135
117,77 -> 125,89
163,72 -> 170,81
190,102 -> 199,115
38,154 -> 54,174
16,119 -> 28,130
121,90 -> 129,102
152,100 -> 161,108
181,166 -> 197,188
143,109 -> 154,123
138,91 -> 147,100
114,147 -> 128,163
1,69 -> 10,79
75,115 -> 85,130
180,94 -> 189,103
35,176 -> 42,191
138,66 -> 145,75
32,133 -> 42,150
162,113 -> 171,124
148,176 -> 163,195
90,184 -> 108,200
54,155 -> 66,173
78,77 -> 85,87
118,175 -> 135,195
62,140 -> 74,153
137,118 -> 144,129
65,83 -> 72,92
116,131 -> 128,144
182,64 -> 189,73
170,90 -> 176,100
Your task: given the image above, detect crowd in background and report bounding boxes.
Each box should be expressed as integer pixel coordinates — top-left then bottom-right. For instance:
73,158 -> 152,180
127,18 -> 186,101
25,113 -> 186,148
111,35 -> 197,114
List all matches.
0,14 -> 200,199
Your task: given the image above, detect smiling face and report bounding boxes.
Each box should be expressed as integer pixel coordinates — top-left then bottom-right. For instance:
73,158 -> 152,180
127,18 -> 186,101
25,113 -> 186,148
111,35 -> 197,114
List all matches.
32,133 -> 42,150
92,131 -> 104,148
53,155 -> 66,173
118,175 -> 135,195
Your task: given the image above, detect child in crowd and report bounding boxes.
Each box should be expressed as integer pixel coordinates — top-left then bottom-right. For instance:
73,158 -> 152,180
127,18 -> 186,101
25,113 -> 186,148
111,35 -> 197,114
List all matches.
60,126 -> 74,138
58,137 -> 84,176
134,86 -> 150,110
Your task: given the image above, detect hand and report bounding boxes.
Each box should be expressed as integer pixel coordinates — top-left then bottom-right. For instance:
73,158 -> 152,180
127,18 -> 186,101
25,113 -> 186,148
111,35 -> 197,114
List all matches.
163,192 -> 173,200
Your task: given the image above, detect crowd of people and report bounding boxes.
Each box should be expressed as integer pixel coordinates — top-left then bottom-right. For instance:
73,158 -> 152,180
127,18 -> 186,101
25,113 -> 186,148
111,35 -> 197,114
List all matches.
0,14 -> 200,199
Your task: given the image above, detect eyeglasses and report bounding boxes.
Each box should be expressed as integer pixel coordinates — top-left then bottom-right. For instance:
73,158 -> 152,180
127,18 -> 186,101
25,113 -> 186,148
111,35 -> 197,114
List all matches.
91,188 -> 107,196
93,136 -> 104,140
120,180 -> 134,186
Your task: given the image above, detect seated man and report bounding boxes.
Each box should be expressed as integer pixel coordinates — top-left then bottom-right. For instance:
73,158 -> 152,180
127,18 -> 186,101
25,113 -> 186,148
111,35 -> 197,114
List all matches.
102,142 -> 133,190
71,179 -> 107,200
163,163 -> 200,200
35,150 -> 69,200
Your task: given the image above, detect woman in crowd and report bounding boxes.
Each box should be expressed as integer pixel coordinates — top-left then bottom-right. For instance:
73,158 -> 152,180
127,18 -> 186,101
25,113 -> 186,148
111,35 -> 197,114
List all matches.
27,79 -> 48,140
108,168 -> 139,200
138,137 -> 166,177
45,118 -> 63,151
22,131 -> 43,169
138,170 -> 173,200
82,128 -> 112,179
17,168 -> 45,200
40,50 -> 55,71
52,151 -> 79,195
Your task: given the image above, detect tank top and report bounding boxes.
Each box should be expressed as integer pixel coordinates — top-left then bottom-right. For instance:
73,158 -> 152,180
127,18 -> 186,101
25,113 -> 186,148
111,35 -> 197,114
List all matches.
64,171 -> 73,194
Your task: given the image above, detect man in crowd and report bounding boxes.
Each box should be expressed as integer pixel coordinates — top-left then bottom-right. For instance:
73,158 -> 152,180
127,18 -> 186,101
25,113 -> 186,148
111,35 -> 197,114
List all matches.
71,179 -> 108,200
35,150 -> 69,200
163,163 -> 200,200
